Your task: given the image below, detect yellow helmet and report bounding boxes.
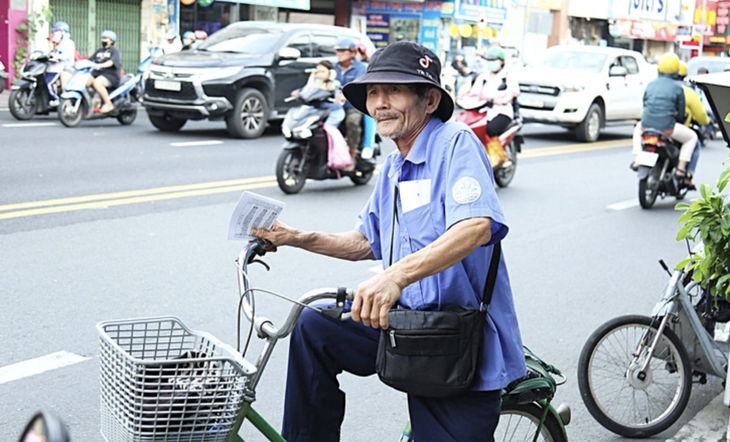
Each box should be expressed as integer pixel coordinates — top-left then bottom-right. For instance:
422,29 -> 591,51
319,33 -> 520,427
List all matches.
657,53 -> 680,75
678,61 -> 688,77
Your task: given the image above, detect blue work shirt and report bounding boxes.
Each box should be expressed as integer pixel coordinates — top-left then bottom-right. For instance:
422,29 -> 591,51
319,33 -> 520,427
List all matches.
355,117 -> 526,391
335,59 -> 366,110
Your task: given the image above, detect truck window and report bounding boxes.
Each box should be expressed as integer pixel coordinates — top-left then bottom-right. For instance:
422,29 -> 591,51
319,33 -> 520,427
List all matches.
620,56 -> 639,74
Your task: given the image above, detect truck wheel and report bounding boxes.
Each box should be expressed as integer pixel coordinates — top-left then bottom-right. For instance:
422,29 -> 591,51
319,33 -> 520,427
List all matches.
148,114 -> 186,132
226,88 -> 268,139
575,103 -> 602,142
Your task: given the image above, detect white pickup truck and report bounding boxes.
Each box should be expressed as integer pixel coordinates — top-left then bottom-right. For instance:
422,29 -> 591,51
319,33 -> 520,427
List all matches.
517,46 -> 656,142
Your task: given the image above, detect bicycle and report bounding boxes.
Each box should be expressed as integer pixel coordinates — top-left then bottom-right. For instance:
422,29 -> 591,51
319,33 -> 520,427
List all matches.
96,240 -> 571,442
577,243 -> 730,438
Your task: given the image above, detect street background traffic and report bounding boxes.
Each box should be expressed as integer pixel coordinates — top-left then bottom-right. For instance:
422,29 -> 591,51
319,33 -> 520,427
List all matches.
2,88 -> 730,440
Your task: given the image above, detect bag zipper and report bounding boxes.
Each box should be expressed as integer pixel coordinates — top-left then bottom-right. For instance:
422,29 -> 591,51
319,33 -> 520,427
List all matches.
389,330 -> 397,348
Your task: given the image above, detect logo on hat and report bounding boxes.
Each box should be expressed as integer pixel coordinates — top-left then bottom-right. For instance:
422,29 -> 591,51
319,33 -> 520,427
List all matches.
419,55 -> 434,70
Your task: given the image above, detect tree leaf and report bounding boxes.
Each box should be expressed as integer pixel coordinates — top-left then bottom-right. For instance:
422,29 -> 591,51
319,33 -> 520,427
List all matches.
675,202 -> 691,211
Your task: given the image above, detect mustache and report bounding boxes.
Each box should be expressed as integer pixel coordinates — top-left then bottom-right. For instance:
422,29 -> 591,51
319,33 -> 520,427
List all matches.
374,112 -> 400,121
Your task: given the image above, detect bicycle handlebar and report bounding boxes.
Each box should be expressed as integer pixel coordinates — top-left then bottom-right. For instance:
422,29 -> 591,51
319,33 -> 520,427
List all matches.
236,240 -> 355,340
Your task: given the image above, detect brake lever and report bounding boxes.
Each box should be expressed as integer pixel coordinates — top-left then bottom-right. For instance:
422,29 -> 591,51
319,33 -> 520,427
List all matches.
247,238 -> 277,265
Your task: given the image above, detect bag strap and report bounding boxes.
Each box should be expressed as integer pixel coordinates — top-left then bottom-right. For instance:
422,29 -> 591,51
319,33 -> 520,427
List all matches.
389,185 -> 501,311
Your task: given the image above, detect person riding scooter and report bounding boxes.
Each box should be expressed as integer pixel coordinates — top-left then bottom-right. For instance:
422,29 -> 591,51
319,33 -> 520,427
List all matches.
631,53 -> 697,187
52,21 -> 77,93
677,61 -> 709,179
468,47 -> 519,138
181,31 -> 196,51
88,30 -> 122,114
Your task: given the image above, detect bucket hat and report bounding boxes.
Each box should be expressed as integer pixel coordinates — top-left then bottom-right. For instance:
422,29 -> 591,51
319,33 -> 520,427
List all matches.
342,42 -> 454,121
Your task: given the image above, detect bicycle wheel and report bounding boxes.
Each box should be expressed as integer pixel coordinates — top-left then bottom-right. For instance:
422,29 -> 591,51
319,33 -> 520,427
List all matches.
578,315 -> 692,438
495,403 -> 566,442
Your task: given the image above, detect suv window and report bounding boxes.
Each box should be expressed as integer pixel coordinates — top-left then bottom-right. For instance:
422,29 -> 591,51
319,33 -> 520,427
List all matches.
312,34 -> 338,57
620,56 -> 639,74
287,34 -> 312,58
197,27 -> 284,54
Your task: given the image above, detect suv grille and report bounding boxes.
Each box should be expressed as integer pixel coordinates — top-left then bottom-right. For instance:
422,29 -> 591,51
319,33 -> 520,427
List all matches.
145,79 -> 198,100
519,84 -> 561,96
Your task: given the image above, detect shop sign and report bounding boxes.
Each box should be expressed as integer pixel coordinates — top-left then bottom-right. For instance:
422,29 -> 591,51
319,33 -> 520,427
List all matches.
420,10 -> 441,51
693,0 -> 718,35
613,18 -> 679,40
715,1 -> 730,36
233,0 -> 310,10
628,0 -> 667,21
454,0 -> 507,23
366,14 -> 390,48
365,1 -> 446,14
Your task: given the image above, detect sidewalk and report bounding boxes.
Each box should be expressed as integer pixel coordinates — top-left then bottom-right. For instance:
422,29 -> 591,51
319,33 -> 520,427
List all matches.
668,394 -> 728,442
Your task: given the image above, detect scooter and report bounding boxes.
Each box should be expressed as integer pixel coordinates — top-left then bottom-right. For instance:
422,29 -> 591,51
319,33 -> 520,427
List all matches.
634,130 -> 694,209
8,51 -> 60,120
455,94 -> 523,188
0,59 -> 8,94
276,86 -> 380,194
58,59 -> 142,128
18,411 -> 69,442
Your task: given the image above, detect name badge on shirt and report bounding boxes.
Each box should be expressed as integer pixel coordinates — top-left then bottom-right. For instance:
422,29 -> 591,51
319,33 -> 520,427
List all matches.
399,179 -> 431,213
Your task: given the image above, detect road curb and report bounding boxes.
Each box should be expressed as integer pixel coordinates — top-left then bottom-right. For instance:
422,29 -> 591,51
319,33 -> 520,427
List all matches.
667,394 -> 727,442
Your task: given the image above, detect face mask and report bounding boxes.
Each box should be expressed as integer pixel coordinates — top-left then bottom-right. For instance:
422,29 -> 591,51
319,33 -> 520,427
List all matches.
101,40 -> 110,48
183,39 -> 193,46
487,61 -> 501,72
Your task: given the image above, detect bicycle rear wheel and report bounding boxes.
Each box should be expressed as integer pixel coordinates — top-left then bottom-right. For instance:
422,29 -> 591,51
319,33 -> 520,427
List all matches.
577,315 -> 692,438
495,403 -> 566,442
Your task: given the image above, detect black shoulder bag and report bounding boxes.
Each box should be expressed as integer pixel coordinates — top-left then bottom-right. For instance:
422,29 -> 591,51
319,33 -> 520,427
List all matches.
375,186 -> 501,398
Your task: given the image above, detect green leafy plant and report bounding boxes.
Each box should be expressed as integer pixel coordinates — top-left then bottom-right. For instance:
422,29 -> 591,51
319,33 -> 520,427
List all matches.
12,5 -> 53,82
675,156 -> 730,301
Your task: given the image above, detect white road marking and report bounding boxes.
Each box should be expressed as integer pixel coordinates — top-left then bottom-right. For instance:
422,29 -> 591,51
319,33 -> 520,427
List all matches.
0,351 -> 90,385
170,140 -> 224,147
607,199 -> 640,211
2,122 -> 57,128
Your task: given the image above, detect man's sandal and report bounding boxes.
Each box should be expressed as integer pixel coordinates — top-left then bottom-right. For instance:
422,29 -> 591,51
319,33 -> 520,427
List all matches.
675,169 -> 696,190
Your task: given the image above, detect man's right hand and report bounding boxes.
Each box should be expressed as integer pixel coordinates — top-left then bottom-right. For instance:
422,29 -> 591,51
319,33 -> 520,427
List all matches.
250,220 -> 298,247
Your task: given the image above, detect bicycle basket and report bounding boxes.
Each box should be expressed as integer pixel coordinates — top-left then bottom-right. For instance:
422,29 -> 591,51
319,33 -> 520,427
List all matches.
503,347 -> 562,405
97,316 -> 257,442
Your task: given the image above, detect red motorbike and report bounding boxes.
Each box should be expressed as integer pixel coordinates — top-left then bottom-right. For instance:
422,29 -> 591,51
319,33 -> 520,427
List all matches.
455,94 -> 523,187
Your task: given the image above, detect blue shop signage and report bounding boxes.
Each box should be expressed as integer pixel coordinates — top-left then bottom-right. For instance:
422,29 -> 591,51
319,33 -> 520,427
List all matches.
454,0 -> 507,23
362,1 -> 450,51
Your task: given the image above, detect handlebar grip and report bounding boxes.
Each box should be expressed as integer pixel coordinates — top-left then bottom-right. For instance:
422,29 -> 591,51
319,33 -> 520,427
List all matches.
346,288 -> 355,301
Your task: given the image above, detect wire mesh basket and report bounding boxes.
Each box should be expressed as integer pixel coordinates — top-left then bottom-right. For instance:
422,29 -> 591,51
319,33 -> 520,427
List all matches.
97,316 -> 257,442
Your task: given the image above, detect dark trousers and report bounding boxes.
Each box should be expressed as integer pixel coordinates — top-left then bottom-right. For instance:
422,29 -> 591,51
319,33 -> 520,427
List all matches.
344,108 -> 363,150
281,308 -> 502,442
486,114 -> 512,138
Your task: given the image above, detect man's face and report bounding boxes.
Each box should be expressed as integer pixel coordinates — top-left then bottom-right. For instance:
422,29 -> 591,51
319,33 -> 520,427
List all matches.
336,49 -> 353,64
101,37 -> 112,48
365,84 -> 439,139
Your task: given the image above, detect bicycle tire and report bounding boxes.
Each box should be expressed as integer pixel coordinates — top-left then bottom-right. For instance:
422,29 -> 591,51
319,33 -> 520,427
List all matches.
496,403 -> 566,442
578,314 -> 692,438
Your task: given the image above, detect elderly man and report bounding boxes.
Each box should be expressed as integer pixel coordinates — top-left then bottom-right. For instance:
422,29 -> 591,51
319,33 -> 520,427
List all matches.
252,42 -> 525,442
334,38 -> 367,165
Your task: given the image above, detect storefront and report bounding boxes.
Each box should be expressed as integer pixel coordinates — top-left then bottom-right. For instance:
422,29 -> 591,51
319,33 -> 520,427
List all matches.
609,19 -> 678,59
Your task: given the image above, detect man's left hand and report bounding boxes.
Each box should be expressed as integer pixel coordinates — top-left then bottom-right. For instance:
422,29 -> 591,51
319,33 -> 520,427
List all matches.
352,273 -> 403,329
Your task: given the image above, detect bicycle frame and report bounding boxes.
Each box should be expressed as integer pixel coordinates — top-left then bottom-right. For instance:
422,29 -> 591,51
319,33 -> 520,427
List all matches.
640,264 -> 727,380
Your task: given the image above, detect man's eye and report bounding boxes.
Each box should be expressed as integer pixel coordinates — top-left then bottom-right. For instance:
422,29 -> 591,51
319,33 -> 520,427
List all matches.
367,89 -> 377,96
388,86 -> 400,93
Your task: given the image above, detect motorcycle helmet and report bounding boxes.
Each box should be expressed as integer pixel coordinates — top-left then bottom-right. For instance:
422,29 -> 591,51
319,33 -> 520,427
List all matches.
486,47 -> 505,61
165,29 -> 178,40
354,42 -> 370,61
657,53 -> 680,75
101,30 -> 117,43
678,61 -> 688,78
182,31 -> 195,39
194,30 -> 208,40
52,21 -> 70,33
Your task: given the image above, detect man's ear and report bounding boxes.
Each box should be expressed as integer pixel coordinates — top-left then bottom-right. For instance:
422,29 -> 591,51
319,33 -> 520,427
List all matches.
425,87 -> 442,115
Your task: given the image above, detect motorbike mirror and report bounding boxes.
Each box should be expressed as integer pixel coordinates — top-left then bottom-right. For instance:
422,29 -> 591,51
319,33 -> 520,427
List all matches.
18,411 -> 70,442
278,47 -> 301,60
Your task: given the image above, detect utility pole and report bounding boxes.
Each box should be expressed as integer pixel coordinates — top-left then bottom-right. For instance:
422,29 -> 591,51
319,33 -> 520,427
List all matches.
699,0 -> 707,57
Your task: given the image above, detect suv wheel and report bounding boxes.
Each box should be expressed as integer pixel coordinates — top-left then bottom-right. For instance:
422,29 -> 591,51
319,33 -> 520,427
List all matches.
148,114 -> 187,132
575,103 -> 602,142
226,88 -> 268,139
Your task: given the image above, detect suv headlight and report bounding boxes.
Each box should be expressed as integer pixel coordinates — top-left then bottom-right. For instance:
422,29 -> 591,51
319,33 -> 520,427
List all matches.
563,84 -> 585,93
200,67 -> 243,82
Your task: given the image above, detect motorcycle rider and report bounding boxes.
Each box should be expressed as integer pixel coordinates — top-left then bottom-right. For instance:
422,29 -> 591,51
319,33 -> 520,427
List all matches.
334,38 -> 367,166
181,31 -> 196,51
677,61 -> 709,179
452,49 -> 470,95
631,53 -> 697,187
468,47 -> 519,138
161,29 -> 182,54
88,30 -> 122,114
51,21 -> 76,93
352,42 -> 377,160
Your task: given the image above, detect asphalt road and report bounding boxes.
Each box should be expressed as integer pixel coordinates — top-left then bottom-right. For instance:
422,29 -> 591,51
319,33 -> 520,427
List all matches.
2,106 -> 730,442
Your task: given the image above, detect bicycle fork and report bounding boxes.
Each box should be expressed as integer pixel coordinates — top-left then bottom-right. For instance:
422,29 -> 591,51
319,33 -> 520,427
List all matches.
635,314 -> 673,378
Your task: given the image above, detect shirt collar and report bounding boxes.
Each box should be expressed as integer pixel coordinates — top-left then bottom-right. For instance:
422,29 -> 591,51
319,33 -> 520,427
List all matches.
387,117 -> 442,183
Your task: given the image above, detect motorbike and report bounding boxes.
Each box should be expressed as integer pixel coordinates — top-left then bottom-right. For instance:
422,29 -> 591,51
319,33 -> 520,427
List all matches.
454,94 -> 523,188
18,411 -> 69,442
8,51 -> 61,121
634,130 -> 693,209
276,87 -> 380,194
58,57 -> 148,128
0,60 -> 8,94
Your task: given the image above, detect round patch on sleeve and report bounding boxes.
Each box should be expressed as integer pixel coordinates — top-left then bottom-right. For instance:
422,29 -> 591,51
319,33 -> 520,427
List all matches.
452,177 -> 482,204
